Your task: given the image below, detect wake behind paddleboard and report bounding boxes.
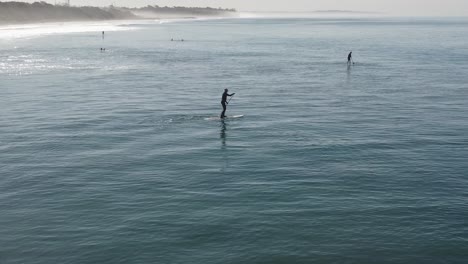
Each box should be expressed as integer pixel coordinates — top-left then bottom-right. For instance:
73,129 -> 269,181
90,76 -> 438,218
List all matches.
204,115 -> 244,121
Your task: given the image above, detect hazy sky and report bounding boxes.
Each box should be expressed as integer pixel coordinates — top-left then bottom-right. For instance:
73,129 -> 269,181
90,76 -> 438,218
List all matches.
24,0 -> 468,16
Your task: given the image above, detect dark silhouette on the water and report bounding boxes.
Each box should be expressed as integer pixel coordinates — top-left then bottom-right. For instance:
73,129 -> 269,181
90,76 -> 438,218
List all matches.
348,51 -> 353,65
220,89 -> 235,119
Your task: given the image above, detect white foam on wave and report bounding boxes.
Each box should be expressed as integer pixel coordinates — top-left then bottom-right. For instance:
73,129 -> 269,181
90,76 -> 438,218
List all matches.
157,15 -> 242,25
0,20 -> 139,40
238,12 -> 261,19
0,17 -> 237,40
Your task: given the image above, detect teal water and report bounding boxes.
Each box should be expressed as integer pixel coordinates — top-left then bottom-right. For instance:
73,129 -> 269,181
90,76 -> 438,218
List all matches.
1,17 -> 468,263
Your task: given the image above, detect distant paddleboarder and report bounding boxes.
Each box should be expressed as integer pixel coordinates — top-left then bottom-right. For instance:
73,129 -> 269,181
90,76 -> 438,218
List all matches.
220,89 -> 235,118
348,51 -> 353,65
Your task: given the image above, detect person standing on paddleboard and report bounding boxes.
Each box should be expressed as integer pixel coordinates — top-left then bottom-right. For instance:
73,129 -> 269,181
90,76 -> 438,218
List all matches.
348,51 -> 353,65
220,89 -> 235,118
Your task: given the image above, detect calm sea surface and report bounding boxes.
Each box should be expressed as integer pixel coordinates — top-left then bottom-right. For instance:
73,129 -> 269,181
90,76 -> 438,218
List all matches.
1,17 -> 468,263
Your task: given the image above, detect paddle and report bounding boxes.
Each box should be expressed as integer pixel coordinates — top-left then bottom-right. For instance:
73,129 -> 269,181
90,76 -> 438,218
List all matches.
227,93 -> 235,104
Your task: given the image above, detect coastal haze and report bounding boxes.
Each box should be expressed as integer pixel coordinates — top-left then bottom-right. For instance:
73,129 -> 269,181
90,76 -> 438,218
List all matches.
16,0 -> 468,16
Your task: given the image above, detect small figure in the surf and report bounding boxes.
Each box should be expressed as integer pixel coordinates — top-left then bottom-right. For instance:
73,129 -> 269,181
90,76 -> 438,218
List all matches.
220,89 -> 235,118
347,51 -> 353,65
102,31 -> 105,40
100,48 -> 106,52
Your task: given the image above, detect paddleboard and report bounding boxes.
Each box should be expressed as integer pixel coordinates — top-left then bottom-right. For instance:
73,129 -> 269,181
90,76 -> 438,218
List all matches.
204,115 -> 244,121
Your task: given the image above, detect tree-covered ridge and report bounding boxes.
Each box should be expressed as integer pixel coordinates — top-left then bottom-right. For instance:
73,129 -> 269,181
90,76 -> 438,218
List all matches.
0,1 -> 136,23
0,2 -> 237,24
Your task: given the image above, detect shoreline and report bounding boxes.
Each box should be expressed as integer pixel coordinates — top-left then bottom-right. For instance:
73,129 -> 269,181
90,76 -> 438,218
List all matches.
0,14 -> 240,26
0,16 -> 217,27
0,12 -> 243,27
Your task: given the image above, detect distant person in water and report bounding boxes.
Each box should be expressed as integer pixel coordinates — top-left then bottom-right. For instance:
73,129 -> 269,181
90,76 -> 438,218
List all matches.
220,89 -> 235,118
348,51 -> 353,65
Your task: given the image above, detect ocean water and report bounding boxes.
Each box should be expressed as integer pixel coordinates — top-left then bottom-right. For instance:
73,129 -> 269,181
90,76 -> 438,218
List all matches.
1,17 -> 468,263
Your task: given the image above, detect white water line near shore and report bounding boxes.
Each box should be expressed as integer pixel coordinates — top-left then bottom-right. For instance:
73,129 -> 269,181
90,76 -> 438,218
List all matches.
0,15 -> 242,40
0,20 -> 143,40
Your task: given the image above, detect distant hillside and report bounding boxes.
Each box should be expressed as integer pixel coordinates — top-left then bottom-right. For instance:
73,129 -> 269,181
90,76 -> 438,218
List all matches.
0,1 -> 136,24
0,2 -> 237,24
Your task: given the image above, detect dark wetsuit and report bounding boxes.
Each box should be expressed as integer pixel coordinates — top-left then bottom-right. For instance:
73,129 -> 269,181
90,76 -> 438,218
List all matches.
220,91 -> 234,118
348,52 -> 352,63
